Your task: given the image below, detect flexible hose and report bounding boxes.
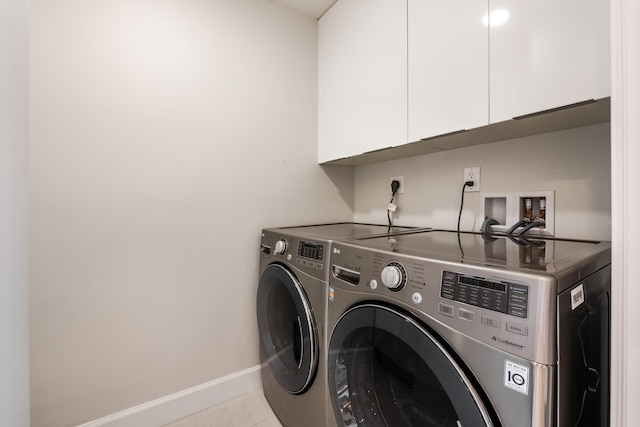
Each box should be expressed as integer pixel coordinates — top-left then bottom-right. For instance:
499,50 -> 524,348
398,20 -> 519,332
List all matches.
517,221 -> 543,235
481,217 -> 499,234
506,219 -> 528,234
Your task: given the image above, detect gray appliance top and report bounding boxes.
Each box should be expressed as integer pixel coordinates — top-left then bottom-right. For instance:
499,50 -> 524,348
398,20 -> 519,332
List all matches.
260,223 -> 427,283
272,222 -> 426,240
347,230 -> 610,286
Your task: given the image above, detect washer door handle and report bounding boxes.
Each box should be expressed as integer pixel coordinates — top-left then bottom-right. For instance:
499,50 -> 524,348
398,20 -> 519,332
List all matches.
296,315 -> 304,370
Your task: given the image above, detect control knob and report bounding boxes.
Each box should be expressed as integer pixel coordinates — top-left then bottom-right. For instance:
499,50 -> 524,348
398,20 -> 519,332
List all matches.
381,262 -> 406,291
273,239 -> 287,255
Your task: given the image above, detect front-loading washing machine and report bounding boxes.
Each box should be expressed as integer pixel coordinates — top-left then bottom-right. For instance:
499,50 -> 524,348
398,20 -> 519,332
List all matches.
256,223 -> 423,427
326,230 -> 610,426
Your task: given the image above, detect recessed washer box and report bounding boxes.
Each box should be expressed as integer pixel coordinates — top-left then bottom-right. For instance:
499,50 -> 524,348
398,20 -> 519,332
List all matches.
482,191 -> 554,235
482,193 -> 513,233
513,191 -> 555,236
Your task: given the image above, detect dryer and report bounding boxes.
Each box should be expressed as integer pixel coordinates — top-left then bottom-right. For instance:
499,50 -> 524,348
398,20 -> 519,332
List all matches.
256,223 -> 422,427
326,230 -> 610,426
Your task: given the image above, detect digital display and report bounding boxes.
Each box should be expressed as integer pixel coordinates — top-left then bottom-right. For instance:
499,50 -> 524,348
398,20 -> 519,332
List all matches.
298,241 -> 324,261
458,276 -> 507,293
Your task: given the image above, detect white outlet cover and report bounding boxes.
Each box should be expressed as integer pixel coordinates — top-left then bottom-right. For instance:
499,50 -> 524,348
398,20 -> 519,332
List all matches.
464,167 -> 480,192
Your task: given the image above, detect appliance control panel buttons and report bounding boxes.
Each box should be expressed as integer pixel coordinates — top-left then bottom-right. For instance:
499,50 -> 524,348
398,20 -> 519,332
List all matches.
438,303 -> 454,317
481,315 -> 500,329
273,239 -> 287,255
369,279 -> 378,290
506,322 -> 528,336
411,292 -> 422,304
441,270 -> 529,319
296,258 -> 323,271
458,308 -> 476,322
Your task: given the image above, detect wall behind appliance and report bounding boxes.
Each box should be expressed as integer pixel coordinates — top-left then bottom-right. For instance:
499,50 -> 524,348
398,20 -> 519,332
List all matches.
0,0 -> 30,425
354,123 -> 611,241
29,0 -> 353,425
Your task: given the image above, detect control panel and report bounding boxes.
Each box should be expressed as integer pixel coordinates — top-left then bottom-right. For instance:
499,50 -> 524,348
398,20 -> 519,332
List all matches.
298,241 -> 324,261
260,231 -> 328,281
441,271 -> 529,318
328,241 -> 557,364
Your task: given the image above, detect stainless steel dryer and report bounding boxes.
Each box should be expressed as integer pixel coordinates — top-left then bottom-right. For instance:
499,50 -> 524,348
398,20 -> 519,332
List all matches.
256,223 -> 422,427
326,230 -> 610,427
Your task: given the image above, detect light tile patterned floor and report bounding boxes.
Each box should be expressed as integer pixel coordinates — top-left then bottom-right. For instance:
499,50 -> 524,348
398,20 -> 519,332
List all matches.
164,389 -> 282,427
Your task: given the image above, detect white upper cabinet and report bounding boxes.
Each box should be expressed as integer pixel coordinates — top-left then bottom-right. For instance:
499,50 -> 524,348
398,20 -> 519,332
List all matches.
489,0 -> 611,123
318,0 -> 610,164
408,0 -> 489,143
318,0 -> 407,163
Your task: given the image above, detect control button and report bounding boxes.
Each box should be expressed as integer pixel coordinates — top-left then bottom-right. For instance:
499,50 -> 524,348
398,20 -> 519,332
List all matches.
506,322 -> 528,336
381,266 -> 402,289
481,315 -> 500,329
286,254 -> 292,261
458,308 -> 476,322
301,260 -> 308,267
273,239 -> 287,255
316,263 -> 323,270
308,261 -> 316,269
438,303 -> 454,317
508,308 -> 527,318
369,279 -> 378,290
411,292 -> 423,305
381,261 -> 407,291
296,258 -> 302,265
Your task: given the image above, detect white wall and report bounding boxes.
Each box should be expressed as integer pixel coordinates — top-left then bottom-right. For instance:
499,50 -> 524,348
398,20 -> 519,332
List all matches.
354,123 -> 611,241
611,0 -> 640,424
0,0 -> 30,425
29,0 -> 353,425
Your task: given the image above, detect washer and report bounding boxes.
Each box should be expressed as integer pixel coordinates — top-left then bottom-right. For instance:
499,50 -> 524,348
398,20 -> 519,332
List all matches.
327,230 -> 610,426
256,223 -> 423,427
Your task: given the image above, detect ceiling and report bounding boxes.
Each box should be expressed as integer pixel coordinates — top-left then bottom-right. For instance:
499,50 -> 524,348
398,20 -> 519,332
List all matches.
271,0 -> 337,18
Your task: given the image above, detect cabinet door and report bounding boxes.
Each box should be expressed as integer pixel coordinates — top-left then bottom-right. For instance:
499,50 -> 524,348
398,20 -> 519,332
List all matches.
490,0 -> 610,123
318,0 -> 407,163
408,0 -> 489,143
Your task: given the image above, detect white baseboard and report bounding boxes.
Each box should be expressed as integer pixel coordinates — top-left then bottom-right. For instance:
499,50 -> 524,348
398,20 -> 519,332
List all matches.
76,365 -> 262,427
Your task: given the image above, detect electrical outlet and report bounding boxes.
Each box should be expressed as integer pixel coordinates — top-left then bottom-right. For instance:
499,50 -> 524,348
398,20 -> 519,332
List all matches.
390,176 -> 404,194
464,167 -> 480,192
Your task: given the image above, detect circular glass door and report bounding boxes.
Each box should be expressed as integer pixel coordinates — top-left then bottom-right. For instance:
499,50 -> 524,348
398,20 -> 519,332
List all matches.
257,263 -> 318,394
328,304 -> 495,427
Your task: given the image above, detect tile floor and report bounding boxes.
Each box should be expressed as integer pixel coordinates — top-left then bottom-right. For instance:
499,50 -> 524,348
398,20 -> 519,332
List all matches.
163,389 -> 283,427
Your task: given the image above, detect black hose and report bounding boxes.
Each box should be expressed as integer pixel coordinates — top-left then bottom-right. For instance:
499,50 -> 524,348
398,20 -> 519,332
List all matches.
481,217 -> 499,234
517,221 -> 543,235
506,219 -> 527,234
457,181 -> 473,258
480,217 -> 499,242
